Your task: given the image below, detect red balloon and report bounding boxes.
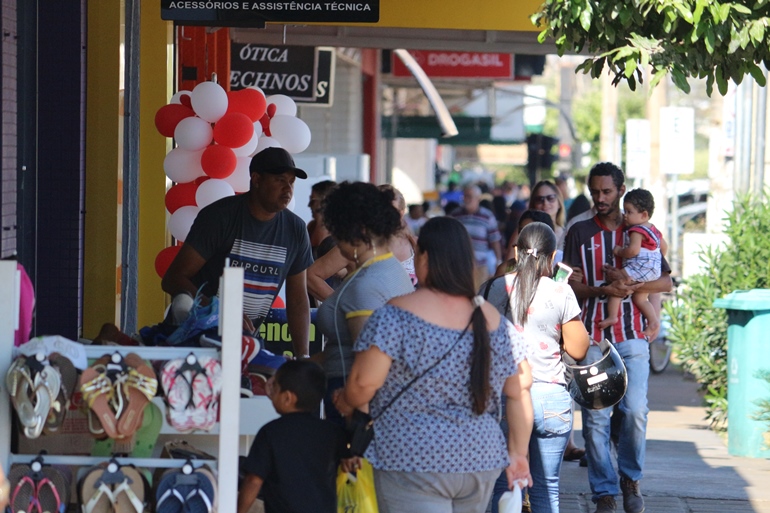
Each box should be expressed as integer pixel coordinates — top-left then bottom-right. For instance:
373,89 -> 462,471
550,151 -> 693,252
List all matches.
155,246 -> 182,279
179,94 -> 193,108
213,112 -> 254,148
165,182 -> 198,214
259,113 -> 271,137
201,145 -> 237,179
155,104 -> 196,137
266,103 -> 277,118
194,176 -> 211,185
226,89 -> 267,122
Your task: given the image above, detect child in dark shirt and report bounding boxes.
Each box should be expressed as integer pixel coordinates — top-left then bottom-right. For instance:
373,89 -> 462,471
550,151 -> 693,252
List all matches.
238,360 -> 351,513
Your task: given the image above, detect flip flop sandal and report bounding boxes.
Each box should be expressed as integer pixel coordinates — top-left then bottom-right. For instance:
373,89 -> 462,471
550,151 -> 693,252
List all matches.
7,465 -> 33,513
112,466 -> 147,513
117,354 -> 158,439
188,358 -> 221,432
130,402 -> 163,458
11,364 -> 38,429
34,477 -> 62,513
155,471 -> 192,513
40,466 -> 70,508
22,364 -> 61,438
183,475 -> 215,513
10,475 -> 38,513
5,358 -> 32,414
79,467 -> 114,513
23,382 -> 52,439
80,365 -> 121,440
192,468 -> 218,513
160,359 -> 193,432
44,353 -> 78,434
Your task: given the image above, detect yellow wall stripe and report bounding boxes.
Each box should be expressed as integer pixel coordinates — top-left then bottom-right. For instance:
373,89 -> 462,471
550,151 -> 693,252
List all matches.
138,1 -> 173,329
83,0 -> 121,337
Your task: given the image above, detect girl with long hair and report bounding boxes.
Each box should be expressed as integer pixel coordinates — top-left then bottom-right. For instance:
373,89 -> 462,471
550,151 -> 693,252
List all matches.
485,222 -> 589,513
334,217 -> 533,513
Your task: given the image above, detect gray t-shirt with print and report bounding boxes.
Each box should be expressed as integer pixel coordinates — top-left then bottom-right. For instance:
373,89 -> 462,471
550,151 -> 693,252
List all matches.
316,254 -> 414,379
184,194 -> 313,329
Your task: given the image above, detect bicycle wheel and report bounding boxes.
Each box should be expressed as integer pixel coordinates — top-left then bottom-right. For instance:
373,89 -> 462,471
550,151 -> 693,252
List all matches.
649,336 -> 672,374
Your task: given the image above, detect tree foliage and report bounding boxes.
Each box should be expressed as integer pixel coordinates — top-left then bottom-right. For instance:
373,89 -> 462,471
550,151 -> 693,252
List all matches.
531,0 -> 770,96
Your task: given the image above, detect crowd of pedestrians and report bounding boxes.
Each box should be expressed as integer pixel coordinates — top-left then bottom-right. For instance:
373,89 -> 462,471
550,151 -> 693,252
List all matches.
159,147 -> 670,513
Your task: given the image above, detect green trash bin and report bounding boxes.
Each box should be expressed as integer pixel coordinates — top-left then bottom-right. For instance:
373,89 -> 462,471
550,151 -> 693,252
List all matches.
713,289 -> 770,459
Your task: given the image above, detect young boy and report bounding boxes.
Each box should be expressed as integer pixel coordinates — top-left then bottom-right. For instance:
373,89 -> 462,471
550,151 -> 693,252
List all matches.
238,360 -> 350,513
599,188 -> 668,339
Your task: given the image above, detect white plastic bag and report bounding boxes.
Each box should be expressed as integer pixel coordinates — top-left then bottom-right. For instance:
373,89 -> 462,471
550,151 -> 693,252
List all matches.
498,481 -> 524,513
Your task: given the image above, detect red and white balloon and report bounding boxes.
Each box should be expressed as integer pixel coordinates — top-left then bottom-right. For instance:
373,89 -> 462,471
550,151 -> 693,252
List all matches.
154,81 -> 313,277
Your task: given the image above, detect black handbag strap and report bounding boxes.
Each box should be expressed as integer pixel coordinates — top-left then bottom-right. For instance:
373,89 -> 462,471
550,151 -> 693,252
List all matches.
372,317 -> 473,420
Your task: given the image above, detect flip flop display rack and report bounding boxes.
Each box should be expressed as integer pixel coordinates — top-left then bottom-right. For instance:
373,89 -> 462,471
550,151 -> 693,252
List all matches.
0,264 -> 257,513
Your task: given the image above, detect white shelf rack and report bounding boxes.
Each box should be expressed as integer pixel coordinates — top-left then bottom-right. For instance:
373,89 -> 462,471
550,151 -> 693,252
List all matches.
0,265 -> 264,513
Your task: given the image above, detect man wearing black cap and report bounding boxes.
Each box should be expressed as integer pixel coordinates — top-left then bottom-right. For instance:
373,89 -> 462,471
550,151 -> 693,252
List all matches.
162,147 -> 313,357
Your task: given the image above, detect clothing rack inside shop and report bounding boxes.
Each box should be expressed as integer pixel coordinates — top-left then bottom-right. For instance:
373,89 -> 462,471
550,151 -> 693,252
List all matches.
0,263 -> 259,513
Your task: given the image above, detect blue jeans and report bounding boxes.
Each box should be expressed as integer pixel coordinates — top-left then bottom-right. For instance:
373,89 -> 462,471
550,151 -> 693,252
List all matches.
491,384 -> 572,513
582,338 -> 650,502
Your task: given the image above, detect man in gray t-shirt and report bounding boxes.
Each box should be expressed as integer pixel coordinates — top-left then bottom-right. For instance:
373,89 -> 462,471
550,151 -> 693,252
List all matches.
162,148 -> 314,357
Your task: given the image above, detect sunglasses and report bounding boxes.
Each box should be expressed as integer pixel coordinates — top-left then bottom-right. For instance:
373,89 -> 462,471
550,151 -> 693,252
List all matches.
534,194 -> 558,204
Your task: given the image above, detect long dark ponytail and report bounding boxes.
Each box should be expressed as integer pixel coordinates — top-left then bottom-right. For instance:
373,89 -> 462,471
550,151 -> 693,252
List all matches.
418,217 -> 490,415
512,222 -> 557,325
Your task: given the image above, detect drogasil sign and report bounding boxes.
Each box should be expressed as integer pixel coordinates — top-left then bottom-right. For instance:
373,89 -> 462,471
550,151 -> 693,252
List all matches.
392,50 -> 513,79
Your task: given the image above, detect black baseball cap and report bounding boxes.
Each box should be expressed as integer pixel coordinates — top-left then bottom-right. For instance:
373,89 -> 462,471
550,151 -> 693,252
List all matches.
249,147 -> 307,179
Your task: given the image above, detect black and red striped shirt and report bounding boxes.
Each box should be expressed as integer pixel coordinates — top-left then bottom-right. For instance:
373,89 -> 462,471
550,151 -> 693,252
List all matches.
562,215 -> 670,343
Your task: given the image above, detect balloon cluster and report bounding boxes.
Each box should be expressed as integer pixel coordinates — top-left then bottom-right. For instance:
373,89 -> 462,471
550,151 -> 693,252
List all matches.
153,82 -> 312,279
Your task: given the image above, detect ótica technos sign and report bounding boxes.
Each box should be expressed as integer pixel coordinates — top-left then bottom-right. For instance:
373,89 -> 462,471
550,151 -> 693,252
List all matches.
230,44 -> 335,106
161,1 -> 379,25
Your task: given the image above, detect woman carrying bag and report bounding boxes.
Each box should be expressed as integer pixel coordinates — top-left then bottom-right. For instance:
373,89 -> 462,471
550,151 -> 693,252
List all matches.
315,181 -> 415,425
485,222 -> 590,513
334,217 -> 533,513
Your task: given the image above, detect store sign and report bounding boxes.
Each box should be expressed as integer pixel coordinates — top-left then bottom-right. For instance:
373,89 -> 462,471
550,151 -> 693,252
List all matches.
303,48 -> 335,107
161,1 -> 379,25
230,44 -> 317,100
392,50 -> 513,79
258,308 -> 321,358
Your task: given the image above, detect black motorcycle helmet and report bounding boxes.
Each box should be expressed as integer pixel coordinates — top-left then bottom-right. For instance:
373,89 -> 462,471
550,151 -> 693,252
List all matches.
562,339 -> 628,410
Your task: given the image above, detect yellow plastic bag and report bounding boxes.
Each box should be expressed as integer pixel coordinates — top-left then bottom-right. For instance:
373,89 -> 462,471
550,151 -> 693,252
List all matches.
337,459 -> 379,513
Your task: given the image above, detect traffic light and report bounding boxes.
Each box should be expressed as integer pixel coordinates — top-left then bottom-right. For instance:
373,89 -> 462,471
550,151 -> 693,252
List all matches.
526,133 -> 558,184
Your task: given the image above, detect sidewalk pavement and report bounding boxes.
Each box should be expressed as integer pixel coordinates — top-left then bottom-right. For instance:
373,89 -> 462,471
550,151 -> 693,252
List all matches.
559,364 -> 770,513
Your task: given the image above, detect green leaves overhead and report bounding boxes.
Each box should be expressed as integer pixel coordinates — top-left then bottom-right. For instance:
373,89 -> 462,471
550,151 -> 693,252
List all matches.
531,0 -> 770,96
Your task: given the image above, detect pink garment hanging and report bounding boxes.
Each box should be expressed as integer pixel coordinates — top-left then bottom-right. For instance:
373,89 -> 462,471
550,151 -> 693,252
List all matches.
16,263 -> 35,347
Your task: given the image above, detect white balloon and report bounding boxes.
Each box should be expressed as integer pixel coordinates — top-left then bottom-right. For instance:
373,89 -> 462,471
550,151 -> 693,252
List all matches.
248,86 -> 266,98
253,120 -> 264,137
170,90 -> 192,104
232,129 -> 259,157
196,179 -> 235,209
191,82 -> 228,123
266,94 -> 297,117
174,117 -> 213,151
164,148 -> 205,184
269,115 -> 312,154
223,157 -> 252,193
169,205 -> 199,242
254,136 -> 282,154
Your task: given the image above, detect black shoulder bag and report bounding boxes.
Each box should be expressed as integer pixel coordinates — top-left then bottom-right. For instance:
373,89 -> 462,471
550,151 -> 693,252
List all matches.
344,317 -> 472,457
